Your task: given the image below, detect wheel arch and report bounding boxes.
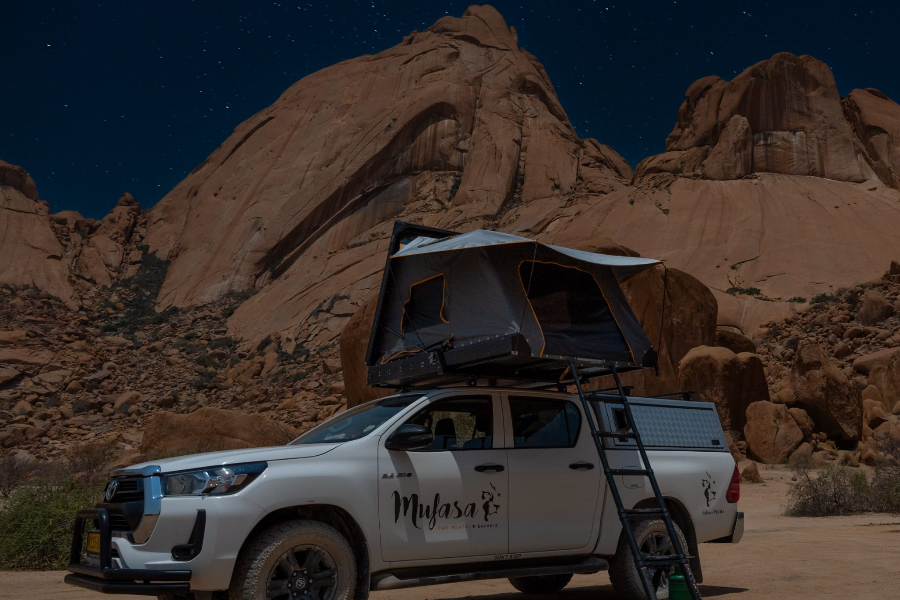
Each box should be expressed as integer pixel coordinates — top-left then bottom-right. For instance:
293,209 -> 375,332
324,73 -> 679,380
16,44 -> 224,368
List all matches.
233,504 -> 371,600
630,496 -> 703,583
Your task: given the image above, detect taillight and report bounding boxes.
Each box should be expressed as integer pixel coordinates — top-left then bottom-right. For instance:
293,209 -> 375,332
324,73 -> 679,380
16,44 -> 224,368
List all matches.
726,464 -> 740,503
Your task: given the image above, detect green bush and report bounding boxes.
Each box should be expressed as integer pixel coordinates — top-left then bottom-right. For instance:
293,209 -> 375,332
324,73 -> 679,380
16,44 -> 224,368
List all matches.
787,296 -> 807,303
725,286 -> 761,296
810,292 -> 836,304
208,336 -> 236,349
0,477 -> 103,569
787,439 -> 900,516
195,354 -> 219,369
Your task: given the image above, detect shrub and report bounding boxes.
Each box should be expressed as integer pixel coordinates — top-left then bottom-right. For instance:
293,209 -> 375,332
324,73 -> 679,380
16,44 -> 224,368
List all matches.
72,399 -> 90,414
811,292 -> 836,304
787,296 -> 807,303
195,354 -> 219,369
786,465 -> 870,516
226,289 -> 256,303
0,455 -> 35,498
0,476 -> 103,569
208,336 -> 236,349
787,438 -> 900,516
68,439 -> 119,486
725,286 -> 761,296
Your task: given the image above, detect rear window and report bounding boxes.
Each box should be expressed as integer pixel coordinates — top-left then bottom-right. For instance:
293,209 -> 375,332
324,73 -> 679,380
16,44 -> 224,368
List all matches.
509,397 -> 580,448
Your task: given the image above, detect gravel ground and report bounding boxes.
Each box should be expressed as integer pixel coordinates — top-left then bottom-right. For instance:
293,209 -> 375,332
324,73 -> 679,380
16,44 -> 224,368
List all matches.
4,465 -> 898,600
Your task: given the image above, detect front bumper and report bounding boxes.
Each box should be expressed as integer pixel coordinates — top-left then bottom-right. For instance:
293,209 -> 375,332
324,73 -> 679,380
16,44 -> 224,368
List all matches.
65,508 -> 192,596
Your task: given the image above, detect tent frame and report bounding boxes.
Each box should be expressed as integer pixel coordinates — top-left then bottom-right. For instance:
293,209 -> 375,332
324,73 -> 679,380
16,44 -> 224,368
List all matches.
365,222 -> 656,390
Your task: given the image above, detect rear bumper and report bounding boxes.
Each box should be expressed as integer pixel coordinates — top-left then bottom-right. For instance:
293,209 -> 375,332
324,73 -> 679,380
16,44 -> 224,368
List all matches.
710,511 -> 744,544
65,508 -> 191,596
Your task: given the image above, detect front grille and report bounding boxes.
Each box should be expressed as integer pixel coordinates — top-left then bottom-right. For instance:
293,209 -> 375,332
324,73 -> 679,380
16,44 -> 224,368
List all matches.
108,477 -> 144,503
98,476 -> 146,532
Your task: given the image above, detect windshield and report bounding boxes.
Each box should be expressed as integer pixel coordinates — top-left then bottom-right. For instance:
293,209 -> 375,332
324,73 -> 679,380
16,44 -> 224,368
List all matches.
290,394 -> 423,445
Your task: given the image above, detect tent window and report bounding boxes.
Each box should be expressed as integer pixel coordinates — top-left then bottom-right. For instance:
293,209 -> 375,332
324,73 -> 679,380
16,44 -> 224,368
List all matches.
401,274 -> 448,332
519,261 -> 631,360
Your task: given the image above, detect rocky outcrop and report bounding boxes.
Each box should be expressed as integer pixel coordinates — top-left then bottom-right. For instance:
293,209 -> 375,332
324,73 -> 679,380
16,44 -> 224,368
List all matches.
140,407 -> 298,456
0,162 -> 71,299
142,6 -> 631,352
664,53 -> 867,183
789,340 -> 862,443
677,346 -> 769,432
846,88 -> 900,190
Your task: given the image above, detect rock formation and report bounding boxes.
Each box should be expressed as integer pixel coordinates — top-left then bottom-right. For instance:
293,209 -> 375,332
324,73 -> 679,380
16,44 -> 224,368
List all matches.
6,7 -> 900,467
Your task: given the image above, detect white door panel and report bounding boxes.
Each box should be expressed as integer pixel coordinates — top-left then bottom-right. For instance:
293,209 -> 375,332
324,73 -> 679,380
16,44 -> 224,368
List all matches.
378,393 -> 508,562
504,394 -> 602,554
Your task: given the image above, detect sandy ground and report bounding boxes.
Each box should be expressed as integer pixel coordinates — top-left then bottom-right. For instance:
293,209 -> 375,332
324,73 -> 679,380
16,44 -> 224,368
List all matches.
3,464 -> 898,600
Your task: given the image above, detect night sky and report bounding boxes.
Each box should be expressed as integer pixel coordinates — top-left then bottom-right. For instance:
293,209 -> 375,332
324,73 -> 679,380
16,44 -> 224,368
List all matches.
3,1 -> 898,219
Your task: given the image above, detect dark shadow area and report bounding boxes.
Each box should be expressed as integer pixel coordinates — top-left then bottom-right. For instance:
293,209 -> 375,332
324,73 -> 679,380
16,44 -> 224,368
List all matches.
391,581 -> 750,600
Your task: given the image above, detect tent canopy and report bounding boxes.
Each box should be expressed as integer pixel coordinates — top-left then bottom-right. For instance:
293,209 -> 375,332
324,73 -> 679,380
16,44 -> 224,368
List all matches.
365,222 -> 662,388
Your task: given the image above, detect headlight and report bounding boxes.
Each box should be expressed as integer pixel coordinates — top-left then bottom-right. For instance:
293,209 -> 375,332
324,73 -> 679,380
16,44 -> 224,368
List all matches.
161,462 -> 267,496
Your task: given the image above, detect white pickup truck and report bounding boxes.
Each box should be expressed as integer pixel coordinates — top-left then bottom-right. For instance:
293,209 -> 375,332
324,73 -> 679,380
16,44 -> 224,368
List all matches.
66,387 -> 743,600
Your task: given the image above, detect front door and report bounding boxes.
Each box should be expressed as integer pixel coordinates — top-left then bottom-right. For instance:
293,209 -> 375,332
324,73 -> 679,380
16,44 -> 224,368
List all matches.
378,393 -> 509,562
504,394 -> 602,553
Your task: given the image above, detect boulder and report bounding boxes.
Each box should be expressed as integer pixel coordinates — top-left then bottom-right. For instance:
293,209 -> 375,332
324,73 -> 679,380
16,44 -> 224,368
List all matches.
790,340 -> 862,442
852,348 -> 900,375
0,330 -> 28,344
740,461 -> 764,483
0,366 -> 21,385
0,349 -> 55,366
714,328 -> 756,354
788,407 -> 814,439
677,345 -> 768,432
788,442 -> 814,465
140,407 -> 298,456
859,290 -> 894,325
744,401 -> 805,464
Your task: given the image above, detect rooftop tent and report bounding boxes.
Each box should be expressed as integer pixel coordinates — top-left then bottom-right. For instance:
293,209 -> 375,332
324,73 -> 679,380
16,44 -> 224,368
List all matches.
365,222 -> 662,388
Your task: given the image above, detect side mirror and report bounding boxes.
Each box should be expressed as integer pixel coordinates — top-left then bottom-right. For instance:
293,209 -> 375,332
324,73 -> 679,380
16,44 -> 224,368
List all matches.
385,424 -> 433,451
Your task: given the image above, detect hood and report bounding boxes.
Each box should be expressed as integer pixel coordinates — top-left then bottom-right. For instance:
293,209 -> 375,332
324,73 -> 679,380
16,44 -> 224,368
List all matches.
122,443 -> 338,474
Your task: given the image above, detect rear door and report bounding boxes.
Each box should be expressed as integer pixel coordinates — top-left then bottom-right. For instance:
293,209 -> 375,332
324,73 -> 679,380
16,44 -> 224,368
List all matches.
503,393 -> 602,553
377,393 -> 508,562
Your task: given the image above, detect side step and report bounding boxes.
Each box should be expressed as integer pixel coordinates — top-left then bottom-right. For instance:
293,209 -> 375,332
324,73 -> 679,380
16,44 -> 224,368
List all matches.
371,556 -> 608,591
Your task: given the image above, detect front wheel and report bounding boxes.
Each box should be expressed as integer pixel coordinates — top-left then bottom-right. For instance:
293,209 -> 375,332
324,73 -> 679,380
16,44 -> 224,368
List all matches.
508,573 -> 573,594
609,519 -> 688,600
229,520 -> 356,600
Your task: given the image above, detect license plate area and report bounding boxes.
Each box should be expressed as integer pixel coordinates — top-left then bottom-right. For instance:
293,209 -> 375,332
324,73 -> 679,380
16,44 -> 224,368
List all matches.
86,531 -> 101,555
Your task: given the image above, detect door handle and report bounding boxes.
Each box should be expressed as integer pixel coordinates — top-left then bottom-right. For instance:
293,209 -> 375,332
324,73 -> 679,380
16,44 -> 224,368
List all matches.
569,462 -> 595,471
474,464 -> 505,473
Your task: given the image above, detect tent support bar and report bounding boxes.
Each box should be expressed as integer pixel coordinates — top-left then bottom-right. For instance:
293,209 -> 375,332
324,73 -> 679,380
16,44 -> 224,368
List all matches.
570,362 -> 703,600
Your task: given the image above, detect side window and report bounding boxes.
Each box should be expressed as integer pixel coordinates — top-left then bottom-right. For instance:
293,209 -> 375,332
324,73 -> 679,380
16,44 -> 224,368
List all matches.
405,396 -> 493,451
509,397 -> 581,449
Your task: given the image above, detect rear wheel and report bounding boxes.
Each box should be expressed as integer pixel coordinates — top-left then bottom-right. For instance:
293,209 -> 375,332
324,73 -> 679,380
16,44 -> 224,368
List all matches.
609,519 -> 688,600
508,573 -> 573,594
229,520 -> 356,600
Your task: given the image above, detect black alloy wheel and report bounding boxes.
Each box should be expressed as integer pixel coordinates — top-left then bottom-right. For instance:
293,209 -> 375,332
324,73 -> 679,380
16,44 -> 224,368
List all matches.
265,545 -> 337,600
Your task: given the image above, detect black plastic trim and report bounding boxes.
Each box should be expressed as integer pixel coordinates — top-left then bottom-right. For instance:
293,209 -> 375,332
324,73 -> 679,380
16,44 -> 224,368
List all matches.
171,509 -> 206,561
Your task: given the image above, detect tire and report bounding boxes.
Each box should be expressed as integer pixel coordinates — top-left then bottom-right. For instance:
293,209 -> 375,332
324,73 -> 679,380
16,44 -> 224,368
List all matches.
609,519 -> 688,600
508,573 -> 573,594
229,520 -> 356,600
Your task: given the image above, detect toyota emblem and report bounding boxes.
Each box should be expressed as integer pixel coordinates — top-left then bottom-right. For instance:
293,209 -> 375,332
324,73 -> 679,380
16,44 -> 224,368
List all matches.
104,479 -> 119,502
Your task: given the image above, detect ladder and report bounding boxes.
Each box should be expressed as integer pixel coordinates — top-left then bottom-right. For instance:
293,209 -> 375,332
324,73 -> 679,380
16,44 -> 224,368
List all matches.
570,362 -> 702,600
